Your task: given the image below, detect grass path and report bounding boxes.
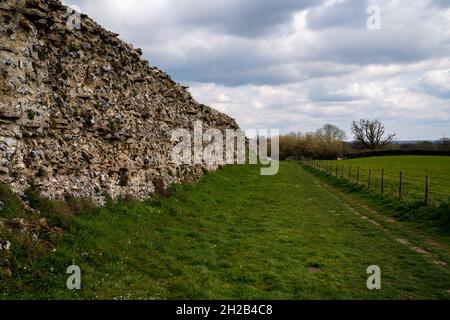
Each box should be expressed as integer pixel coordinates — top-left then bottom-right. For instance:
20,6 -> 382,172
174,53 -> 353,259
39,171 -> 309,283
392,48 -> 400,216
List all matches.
3,161 -> 450,299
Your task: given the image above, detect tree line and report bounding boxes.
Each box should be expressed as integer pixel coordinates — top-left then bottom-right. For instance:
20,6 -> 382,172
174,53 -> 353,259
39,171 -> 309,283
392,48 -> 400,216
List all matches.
277,119 -> 450,160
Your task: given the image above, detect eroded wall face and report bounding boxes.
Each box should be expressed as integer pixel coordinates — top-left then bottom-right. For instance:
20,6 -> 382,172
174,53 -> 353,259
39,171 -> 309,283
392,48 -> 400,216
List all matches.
0,0 -> 239,202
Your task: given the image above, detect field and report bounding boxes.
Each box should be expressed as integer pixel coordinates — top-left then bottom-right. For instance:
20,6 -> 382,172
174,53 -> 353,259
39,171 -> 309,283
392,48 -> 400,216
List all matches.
318,156 -> 450,203
2,161 -> 450,299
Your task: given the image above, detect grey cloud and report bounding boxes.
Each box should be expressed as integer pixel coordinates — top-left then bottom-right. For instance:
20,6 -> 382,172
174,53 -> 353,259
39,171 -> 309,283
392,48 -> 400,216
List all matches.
307,30 -> 445,65
415,70 -> 450,99
163,60 -> 360,87
179,0 -> 323,37
429,0 -> 450,7
62,0 -> 450,139
67,0 -> 323,38
65,0 -> 450,83
306,0 -> 370,30
308,87 -> 362,103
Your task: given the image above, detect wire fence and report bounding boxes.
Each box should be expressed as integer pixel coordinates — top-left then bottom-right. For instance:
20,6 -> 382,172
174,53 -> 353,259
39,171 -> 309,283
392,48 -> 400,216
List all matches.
303,160 -> 450,206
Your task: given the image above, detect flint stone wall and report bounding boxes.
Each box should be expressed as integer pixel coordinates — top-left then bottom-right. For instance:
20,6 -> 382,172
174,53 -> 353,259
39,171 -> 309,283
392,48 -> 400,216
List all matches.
0,0 -> 239,202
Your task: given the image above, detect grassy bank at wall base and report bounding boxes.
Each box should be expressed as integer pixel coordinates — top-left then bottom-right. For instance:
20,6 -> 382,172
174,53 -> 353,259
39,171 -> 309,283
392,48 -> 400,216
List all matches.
2,162 -> 450,299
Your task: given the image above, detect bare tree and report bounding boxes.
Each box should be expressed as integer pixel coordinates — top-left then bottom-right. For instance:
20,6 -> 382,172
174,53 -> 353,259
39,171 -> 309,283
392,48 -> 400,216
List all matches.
317,124 -> 346,142
351,119 -> 396,150
437,137 -> 450,151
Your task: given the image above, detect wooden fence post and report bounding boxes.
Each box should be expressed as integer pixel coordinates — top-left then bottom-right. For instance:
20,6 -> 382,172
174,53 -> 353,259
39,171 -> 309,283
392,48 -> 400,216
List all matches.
348,166 -> 352,180
381,169 -> 385,194
341,164 -> 344,177
336,164 -> 339,176
399,172 -> 403,200
425,176 -> 430,205
368,169 -> 372,189
357,167 -> 360,185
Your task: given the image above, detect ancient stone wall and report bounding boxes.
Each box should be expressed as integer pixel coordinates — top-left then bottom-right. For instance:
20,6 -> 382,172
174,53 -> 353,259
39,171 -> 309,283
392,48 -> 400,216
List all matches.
0,0 -> 239,202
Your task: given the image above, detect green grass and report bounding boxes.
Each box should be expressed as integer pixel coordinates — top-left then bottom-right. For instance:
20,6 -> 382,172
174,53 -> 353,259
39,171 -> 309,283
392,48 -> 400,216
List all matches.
2,162 -> 450,299
323,156 -> 450,203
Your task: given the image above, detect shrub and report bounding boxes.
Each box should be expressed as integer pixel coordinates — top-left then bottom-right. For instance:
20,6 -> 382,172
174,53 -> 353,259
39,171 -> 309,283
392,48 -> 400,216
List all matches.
64,195 -> 98,215
10,171 -> 20,180
27,110 -> 36,121
0,183 -> 26,219
431,202 -> 450,230
61,71 -> 69,80
278,131 -> 344,160
25,186 -> 71,229
36,48 -> 47,61
36,167 -> 46,178
67,44 -> 78,53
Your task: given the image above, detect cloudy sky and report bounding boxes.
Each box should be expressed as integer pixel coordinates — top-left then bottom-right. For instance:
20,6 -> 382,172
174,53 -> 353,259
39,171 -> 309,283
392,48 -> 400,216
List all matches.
64,0 -> 450,140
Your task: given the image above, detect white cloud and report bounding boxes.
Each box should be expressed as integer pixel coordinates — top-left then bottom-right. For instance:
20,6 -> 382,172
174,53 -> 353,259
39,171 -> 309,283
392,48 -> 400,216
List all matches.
416,69 -> 450,99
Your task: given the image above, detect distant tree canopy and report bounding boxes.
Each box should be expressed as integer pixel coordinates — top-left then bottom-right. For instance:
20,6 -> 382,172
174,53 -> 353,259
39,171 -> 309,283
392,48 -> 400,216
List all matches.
278,119 -> 448,160
437,137 -> 450,151
278,124 -> 345,160
351,119 -> 396,150
317,124 -> 346,142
